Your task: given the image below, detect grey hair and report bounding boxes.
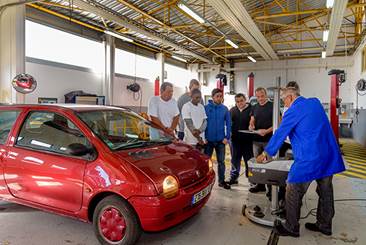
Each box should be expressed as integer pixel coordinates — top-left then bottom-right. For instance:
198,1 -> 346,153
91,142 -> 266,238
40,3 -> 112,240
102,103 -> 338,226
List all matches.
189,79 -> 200,89
282,87 -> 300,97
160,82 -> 173,93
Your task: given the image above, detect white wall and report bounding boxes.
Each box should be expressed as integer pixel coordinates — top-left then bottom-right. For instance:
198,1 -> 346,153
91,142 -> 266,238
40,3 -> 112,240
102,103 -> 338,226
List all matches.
112,75 -> 185,111
25,61 -> 103,104
25,60 -> 187,107
227,57 -> 353,104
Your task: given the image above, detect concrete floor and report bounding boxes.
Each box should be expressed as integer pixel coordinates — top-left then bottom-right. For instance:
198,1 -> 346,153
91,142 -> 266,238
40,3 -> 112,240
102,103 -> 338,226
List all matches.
0,174 -> 365,245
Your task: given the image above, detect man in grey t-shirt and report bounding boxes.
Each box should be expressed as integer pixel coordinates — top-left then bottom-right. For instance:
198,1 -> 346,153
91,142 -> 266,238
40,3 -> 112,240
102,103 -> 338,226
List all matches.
177,79 -> 203,140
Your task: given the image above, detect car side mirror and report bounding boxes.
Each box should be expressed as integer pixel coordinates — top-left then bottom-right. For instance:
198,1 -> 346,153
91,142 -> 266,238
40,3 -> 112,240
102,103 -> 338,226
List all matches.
68,143 -> 95,158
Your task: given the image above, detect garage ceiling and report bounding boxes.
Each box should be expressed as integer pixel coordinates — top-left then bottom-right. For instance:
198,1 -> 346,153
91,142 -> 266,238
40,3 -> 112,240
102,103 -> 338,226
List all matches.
27,0 -> 365,63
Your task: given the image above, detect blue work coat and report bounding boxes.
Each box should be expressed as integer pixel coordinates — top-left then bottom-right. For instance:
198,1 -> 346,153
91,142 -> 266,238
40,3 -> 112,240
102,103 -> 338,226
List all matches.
265,96 -> 345,183
205,101 -> 231,142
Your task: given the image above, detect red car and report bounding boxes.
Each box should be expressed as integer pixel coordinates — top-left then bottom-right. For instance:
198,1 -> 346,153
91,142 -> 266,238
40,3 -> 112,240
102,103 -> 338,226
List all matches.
0,104 -> 215,245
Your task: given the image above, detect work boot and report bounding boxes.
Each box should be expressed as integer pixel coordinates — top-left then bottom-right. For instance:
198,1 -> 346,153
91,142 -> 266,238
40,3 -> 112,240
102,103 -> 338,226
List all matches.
305,223 -> 332,236
218,181 -> 231,189
274,221 -> 299,237
249,184 -> 266,193
228,179 -> 239,185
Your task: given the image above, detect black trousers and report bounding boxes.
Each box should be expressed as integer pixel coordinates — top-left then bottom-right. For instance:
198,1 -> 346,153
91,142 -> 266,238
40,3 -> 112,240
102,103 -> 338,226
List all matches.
284,176 -> 335,233
230,140 -> 253,179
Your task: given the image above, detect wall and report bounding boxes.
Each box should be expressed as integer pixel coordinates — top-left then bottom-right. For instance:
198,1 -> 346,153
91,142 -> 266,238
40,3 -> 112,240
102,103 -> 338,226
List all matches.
25,58 -> 187,110
112,74 -> 186,112
228,57 -> 353,104
25,58 -> 103,104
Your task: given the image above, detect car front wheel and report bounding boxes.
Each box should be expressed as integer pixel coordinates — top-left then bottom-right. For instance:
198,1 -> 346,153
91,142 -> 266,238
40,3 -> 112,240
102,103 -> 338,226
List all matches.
93,196 -> 141,245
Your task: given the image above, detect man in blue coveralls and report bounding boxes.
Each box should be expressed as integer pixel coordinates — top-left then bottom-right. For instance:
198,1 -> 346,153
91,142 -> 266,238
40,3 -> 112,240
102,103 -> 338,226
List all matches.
257,87 -> 345,237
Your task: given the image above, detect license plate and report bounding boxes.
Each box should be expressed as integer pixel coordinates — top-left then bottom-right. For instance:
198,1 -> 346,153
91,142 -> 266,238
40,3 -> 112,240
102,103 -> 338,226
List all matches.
191,183 -> 213,205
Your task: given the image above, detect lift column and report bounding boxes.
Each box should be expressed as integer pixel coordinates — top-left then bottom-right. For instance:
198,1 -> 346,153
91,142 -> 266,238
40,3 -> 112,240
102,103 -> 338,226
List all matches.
328,69 -> 346,142
247,72 -> 254,98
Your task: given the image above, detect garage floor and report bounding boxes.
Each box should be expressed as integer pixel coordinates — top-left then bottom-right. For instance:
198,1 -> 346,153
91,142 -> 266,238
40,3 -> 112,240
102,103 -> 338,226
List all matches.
1,141 -> 366,245
0,175 -> 365,244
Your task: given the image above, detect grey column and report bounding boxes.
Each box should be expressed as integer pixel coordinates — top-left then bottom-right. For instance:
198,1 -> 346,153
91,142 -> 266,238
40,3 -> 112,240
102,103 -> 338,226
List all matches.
0,0 -> 26,103
104,34 -> 115,105
156,53 -> 165,84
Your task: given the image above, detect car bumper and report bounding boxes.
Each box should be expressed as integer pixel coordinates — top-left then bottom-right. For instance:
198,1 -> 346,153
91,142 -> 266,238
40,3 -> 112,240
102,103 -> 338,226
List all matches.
128,171 -> 215,232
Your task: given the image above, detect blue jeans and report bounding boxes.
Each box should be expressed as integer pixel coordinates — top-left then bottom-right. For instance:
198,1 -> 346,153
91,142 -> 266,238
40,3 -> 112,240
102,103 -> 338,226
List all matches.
205,141 -> 226,183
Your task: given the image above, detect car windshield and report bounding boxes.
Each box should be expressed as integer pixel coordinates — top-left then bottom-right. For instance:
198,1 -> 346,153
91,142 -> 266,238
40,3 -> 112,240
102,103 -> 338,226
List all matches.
77,109 -> 173,150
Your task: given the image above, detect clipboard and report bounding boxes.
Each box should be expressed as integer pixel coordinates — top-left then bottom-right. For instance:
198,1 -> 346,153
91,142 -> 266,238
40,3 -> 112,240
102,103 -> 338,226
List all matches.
238,130 -> 261,135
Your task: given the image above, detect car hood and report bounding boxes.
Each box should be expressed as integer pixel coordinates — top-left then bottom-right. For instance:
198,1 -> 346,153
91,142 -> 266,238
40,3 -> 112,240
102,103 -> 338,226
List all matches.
115,143 -> 210,192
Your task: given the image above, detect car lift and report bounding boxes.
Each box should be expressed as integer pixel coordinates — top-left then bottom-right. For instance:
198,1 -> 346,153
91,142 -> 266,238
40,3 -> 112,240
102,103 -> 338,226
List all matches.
328,69 -> 346,143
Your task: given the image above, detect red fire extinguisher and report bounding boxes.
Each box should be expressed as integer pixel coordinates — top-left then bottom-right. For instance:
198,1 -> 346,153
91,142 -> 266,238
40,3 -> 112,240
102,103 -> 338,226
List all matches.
154,76 -> 160,96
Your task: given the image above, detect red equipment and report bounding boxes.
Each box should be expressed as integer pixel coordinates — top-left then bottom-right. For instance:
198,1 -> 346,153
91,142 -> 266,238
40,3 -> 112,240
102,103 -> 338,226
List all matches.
247,72 -> 254,98
328,69 -> 346,141
154,76 -> 160,96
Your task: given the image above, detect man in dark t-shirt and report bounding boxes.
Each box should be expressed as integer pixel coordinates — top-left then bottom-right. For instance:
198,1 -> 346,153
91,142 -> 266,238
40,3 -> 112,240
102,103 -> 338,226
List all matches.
229,93 -> 253,185
249,87 -> 273,193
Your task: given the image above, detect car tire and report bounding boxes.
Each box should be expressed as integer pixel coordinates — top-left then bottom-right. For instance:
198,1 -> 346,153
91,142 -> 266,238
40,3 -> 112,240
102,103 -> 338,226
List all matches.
93,195 -> 142,245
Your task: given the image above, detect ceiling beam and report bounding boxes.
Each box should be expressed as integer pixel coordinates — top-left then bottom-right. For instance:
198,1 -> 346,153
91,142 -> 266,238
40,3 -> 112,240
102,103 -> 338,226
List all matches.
255,8 -> 329,20
116,0 -> 228,62
223,0 -> 278,59
326,0 -> 348,56
72,0 -> 211,63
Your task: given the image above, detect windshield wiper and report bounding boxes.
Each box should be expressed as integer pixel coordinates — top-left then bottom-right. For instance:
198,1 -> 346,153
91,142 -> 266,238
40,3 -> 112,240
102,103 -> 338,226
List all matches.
114,139 -> 171,151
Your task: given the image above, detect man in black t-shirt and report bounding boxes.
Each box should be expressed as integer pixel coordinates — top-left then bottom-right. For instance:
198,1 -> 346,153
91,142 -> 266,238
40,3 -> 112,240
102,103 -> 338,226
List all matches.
249,87 -> 273,193
229,94 -> 253,185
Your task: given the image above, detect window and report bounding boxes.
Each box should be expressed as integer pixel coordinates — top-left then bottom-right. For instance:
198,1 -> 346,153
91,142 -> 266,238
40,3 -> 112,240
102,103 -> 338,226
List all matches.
0,111 -> 20,144
77,109 -> 173,150
26,20 -> 104,72
16,111 -> 91,156
115,49 -> 159,80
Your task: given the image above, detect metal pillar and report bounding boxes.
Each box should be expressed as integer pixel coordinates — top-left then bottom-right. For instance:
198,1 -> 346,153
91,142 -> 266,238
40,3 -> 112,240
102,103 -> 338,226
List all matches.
247,72 -> 254,98
244,77 -> 282,227
156,53 -> 165,84
0,0 -> 25,103
104,34 -> 115,105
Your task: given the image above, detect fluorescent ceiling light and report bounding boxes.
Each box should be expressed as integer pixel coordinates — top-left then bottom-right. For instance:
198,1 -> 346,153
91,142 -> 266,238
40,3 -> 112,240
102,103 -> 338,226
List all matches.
326,0 -> 334,8
247,56 -> 256,63
321,51 -> 326,59
323,30 -> 329,42
172,55 -> 187,63
104,30 -> 133,43
225,39 -> 239,49
178,3 -> 205,24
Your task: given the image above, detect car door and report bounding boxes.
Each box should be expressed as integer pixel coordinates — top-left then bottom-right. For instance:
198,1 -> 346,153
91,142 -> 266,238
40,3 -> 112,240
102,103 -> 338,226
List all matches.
0,109 -> 21,197
3,110 -> 92,212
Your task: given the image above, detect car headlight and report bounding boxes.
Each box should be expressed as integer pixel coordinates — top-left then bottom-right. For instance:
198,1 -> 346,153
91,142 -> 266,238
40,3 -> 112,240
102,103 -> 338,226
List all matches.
208,159 -> 213,171
162,175 -> 179,199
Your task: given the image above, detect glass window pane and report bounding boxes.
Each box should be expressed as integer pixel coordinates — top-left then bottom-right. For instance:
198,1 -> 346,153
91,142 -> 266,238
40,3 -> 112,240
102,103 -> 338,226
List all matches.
78,110 -> 173,150
16,111 -> 90,156
0,111 -> 20,144
26,20 -> 104,72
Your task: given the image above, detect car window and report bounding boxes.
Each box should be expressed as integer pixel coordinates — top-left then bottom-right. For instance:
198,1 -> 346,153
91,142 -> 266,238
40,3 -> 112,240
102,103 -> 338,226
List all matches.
78,110 -> 173,150
16,111 -> 91,157
0,110 -> 20,145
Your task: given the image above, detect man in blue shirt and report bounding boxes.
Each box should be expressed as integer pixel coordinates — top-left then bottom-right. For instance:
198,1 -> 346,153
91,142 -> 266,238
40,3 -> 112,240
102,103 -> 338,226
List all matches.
205,88 -> 232,189
257,87 -> 345,237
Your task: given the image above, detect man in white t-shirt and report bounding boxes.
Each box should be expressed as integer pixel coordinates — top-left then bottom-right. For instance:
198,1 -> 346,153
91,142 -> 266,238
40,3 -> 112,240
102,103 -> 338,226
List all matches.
182,89 -> 207,150
148,82 -> 179,137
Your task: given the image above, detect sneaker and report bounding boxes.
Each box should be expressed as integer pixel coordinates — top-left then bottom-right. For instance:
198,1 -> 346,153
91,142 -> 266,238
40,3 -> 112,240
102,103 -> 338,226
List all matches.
218,182 -> 231,189
228,179 -> 239,185
274,221 -> 299,237
249,184 -> 266,193
305,223 -> 332,236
